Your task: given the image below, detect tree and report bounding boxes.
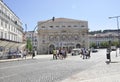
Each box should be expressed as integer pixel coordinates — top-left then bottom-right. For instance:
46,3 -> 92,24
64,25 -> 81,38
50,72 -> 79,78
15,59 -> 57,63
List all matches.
26,38 -> 33,53
99,41 -> 108,48
90,42 -> 97,48
111,41 -> 118,46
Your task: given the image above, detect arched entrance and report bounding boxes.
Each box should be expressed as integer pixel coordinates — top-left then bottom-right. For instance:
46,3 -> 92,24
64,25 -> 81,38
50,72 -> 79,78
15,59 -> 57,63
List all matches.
49,44 -> 55,54
76,44 -> 81,48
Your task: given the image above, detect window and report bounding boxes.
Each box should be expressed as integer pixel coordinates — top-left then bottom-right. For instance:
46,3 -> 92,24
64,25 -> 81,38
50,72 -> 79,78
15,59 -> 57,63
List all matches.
11,26 -> 13,31
74,25 -> 77,27
15,21 -> 17,24
35,42 -> 37,45
56,26 -> 59,27
68,35 -> 72,40
8,24 -> 10,30
8,34 -> 10,39
42,35 -> 45,39
1,32 -> 3,38
5,22 -> 7,28
75,35 -> 79,40
62,35 -> 66,41
55,36 -> 59,41
62,25 -> 65,27
29,34 -> 31,37
34,39 -> 37,42
14,27 -> 15,32
49,35 -> 54,41
42,40 -> 45,43
50,26 -> 53,28
41,26 -> 45,28
5,33 -> 7,39
82,34 -> 85,36
68,25 -> 71,27
11,34 -> 13,41
81,25 -> 85,27
1,21 -> 3,26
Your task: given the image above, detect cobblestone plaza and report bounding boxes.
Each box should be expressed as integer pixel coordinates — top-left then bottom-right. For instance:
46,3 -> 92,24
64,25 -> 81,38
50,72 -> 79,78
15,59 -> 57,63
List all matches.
1,49 -> 120,82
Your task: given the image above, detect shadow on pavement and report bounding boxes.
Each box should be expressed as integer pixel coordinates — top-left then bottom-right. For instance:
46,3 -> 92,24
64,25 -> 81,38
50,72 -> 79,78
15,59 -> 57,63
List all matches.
111,61 -> 120,63
105,61 -> 120,64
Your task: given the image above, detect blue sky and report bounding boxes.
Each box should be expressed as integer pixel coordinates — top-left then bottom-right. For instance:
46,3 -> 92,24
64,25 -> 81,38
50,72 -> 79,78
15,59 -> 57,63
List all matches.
3,0 -> 120,31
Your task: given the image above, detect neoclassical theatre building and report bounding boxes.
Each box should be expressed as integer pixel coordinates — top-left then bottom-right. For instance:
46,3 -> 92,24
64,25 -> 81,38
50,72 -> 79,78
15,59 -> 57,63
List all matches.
37,18 -> 89,54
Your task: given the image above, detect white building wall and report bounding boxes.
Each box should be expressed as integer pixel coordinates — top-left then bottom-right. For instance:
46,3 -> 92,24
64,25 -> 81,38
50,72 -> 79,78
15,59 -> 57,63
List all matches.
0,1 -> 24,52
0,1 -> 23,43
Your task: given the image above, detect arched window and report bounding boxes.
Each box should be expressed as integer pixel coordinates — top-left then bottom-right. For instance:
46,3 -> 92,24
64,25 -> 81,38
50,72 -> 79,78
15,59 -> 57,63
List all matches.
62,35 -> 66,41
54,36 -> 59,41
49,35 -> 54,41
76,44 -> 81,48
75,35 -> 79,40
49,44 -> 55,54
68,35 -> 72,40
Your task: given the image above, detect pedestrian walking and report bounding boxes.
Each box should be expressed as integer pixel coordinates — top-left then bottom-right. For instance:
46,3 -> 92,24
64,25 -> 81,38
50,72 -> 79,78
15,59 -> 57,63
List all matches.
53,49 -> 57,60
18,50 -> 22,58
56,49 -> 59,58
32,50 -> 35,59
23,49 -> 27,59
86,49 -> 90,59
59,48 -> 63,60
86,49 -> 91,59
62,48 -> 67,59
35,50 -> 37,56
82,48 -> 87,59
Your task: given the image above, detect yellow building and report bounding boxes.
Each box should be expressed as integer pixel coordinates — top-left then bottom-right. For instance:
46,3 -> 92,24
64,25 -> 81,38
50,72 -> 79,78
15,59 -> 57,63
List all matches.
37,18 -> 89,54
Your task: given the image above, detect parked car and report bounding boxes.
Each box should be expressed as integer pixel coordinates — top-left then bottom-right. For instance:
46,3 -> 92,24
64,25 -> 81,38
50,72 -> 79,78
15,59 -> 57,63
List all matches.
111,46 -> 116,51
71,48 -> 82,56
91,48 -> 98,53
7,52 -> 22,59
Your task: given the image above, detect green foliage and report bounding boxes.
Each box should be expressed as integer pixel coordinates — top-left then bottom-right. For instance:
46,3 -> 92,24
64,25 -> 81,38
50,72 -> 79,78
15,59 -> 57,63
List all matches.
90,43 -> 97,48
90,41 -> 119,48
111,41 -> 118,46
26,38 -> 33,52
100,42 -> 109,48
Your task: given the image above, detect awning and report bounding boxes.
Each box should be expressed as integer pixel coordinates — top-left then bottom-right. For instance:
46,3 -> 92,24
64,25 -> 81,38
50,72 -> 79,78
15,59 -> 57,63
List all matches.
0,40 -> 26,49
0,40 -> 9,47
18,43 -> 26,50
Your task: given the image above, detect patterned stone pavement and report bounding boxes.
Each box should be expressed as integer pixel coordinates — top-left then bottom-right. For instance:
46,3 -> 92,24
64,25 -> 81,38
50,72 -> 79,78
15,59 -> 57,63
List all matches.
60,49 -> 120,82
0,49 -> 120,82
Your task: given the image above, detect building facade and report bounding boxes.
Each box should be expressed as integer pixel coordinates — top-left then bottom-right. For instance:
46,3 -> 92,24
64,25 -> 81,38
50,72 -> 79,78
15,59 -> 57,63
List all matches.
89,32 -> 118,48
37,18 -> 89,54
25,31 -> 38,50
0,1 -> 23,54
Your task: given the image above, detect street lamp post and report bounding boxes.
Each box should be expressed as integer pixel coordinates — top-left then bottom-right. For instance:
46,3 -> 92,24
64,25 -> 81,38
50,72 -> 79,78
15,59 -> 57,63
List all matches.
32,17 -> 55,54
109,16 -> 120,57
